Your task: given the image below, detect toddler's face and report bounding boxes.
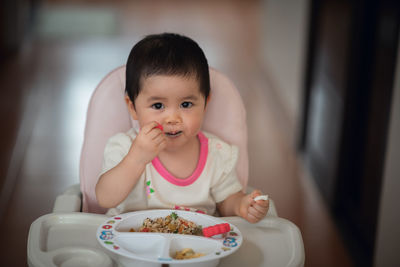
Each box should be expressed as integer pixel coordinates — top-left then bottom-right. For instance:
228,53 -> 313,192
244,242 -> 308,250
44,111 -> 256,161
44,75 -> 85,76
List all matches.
128,74 -> 207,151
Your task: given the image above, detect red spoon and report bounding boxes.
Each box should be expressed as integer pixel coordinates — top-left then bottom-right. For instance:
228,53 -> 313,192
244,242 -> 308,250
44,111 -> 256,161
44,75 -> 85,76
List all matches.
202,223 -> 231,237
155,123 -> 163,131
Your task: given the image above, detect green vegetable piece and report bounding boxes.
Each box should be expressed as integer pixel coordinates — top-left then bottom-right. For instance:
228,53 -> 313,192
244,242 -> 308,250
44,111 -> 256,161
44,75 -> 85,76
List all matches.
171,212 -> 178,220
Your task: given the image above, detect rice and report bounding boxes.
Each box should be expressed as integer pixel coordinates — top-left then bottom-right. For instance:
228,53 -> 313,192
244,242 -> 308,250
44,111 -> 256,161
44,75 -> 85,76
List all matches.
130,212 -> 203,235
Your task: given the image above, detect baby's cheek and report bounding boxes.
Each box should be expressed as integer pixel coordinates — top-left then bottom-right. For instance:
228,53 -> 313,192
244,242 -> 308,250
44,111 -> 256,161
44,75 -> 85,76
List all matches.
185,117 -> 203,135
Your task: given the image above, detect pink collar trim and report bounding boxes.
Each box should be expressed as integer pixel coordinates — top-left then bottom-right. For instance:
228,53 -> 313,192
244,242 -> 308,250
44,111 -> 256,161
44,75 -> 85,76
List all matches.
151,132 -> 208,186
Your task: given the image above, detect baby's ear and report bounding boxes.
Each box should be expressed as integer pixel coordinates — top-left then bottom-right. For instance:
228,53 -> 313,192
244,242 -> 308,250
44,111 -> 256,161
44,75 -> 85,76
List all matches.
125,95 -> 138,120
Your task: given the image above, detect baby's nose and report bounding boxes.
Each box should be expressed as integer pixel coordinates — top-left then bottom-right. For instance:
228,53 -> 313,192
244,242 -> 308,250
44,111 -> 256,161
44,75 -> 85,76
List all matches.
165,109 -> 182,124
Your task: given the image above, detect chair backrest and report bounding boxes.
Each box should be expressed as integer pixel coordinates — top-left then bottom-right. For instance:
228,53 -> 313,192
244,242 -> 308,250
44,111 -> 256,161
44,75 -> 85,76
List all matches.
80,66 -> 248,213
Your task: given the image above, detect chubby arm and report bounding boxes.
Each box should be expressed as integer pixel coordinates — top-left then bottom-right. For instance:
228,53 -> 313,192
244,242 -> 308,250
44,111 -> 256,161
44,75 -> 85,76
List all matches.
217,190 -> 269,223
95,121 -> 166,208
95,151 -> 147,208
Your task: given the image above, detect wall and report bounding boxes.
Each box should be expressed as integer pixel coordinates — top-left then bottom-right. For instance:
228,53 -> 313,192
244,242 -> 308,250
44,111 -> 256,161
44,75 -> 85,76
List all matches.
374,33 -> 400,267
261,0 -> 310,139
0,0 -> 32,60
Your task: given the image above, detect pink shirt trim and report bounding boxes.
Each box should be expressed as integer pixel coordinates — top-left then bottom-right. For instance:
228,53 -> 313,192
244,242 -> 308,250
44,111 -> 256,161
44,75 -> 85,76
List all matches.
151,132 -> 208,186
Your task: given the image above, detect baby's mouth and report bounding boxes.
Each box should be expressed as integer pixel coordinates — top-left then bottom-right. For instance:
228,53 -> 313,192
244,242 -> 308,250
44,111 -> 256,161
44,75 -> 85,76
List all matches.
165,131 -> 183,138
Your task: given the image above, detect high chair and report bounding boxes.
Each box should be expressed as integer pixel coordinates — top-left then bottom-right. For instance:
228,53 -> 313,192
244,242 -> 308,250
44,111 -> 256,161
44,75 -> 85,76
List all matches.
28,66 -> 305,267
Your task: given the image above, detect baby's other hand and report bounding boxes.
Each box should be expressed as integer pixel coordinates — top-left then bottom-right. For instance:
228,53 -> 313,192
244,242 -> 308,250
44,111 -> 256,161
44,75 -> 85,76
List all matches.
239,190 -> 269,223
129,121 -> 166,164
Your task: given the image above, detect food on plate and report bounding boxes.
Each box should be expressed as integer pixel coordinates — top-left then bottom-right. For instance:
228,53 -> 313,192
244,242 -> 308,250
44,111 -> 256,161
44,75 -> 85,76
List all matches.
129,212 -> 203,235
174,248 -> 205,260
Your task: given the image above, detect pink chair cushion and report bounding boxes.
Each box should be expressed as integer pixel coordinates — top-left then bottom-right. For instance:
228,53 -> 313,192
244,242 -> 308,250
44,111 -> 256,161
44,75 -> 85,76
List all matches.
80,66 -> 248,213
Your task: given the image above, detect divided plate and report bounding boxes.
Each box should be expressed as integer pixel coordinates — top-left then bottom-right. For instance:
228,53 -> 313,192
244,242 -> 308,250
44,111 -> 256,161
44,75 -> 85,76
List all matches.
96,210 -> 242,266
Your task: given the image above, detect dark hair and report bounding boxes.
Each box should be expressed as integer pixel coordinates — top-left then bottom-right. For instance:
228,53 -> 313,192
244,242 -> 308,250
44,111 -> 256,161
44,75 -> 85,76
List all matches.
125,33 -> 210,105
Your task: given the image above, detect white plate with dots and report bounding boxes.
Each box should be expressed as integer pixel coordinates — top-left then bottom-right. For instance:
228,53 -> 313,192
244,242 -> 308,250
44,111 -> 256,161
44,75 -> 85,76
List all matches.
96,209 -> 243,267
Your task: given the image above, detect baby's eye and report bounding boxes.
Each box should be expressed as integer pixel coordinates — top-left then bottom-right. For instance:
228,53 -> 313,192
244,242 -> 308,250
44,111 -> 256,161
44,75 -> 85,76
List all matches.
151,103 -> 164,110
181,102 -> 193,108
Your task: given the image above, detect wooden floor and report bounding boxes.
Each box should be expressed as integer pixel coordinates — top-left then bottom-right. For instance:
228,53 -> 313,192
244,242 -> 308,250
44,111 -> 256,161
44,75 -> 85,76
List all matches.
0,0 -> 354,266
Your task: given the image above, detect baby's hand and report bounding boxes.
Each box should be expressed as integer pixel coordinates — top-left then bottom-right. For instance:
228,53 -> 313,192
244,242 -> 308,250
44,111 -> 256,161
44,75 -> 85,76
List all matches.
129,121 -> 166,165
238,190 -> 269,223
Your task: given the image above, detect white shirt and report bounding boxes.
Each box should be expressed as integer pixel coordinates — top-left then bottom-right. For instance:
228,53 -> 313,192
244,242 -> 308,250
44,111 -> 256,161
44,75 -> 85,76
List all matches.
101,129 -> 243,216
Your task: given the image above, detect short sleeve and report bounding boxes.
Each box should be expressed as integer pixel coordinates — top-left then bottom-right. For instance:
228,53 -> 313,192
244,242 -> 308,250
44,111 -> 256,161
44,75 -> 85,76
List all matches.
100,131 -> 134,175
210,141 -> 243,203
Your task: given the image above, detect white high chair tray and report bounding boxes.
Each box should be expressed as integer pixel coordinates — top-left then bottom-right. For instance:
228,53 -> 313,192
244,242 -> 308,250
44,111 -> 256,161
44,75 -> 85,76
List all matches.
28,212 -> 304,267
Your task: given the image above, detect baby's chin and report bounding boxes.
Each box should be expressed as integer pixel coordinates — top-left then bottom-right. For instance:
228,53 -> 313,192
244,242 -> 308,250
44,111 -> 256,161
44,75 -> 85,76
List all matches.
164,134 -> 199,148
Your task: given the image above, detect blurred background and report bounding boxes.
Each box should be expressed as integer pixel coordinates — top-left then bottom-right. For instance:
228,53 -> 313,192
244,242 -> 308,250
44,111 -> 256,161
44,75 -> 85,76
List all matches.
0,0 -> 399,266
